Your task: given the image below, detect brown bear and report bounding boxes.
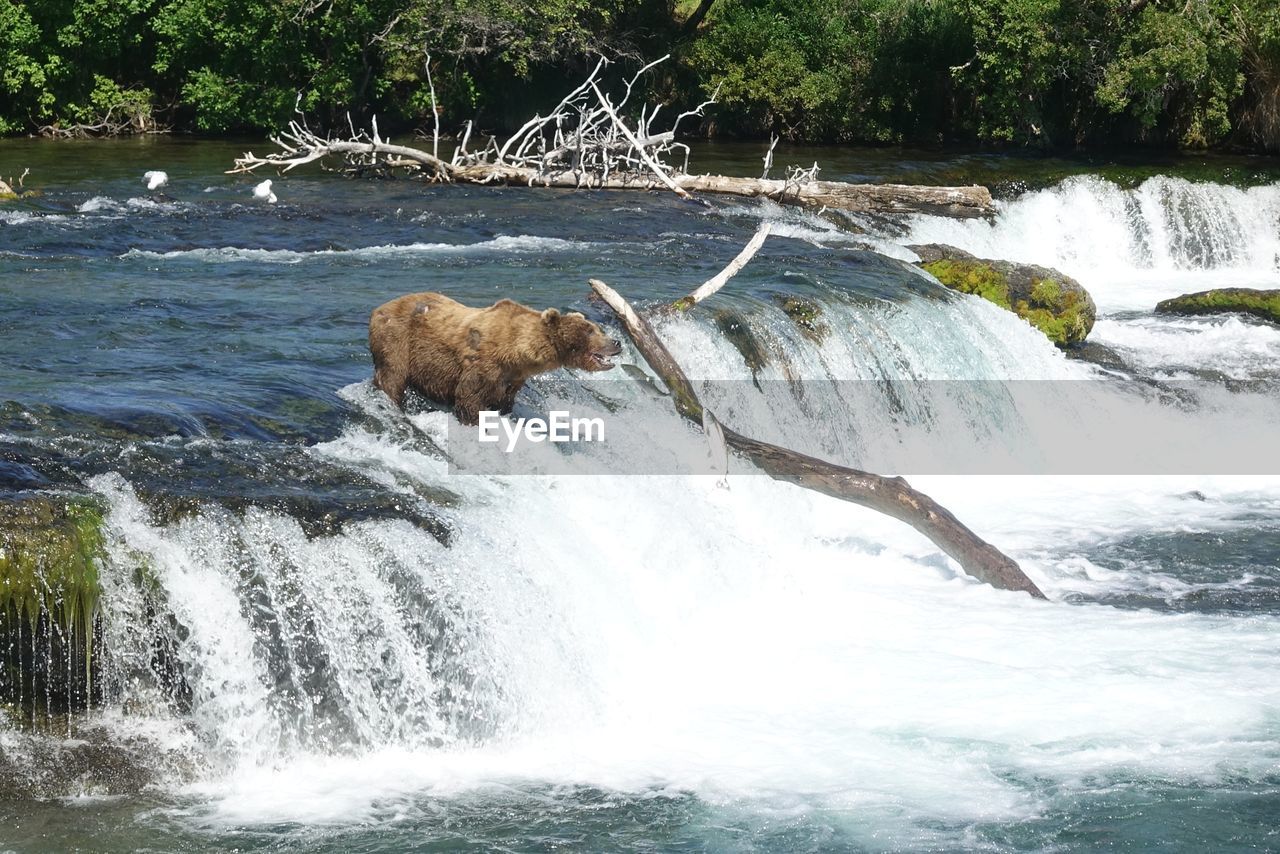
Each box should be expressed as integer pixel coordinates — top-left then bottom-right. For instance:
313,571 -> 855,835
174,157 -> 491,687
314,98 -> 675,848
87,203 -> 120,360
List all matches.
369,292 -> 623,424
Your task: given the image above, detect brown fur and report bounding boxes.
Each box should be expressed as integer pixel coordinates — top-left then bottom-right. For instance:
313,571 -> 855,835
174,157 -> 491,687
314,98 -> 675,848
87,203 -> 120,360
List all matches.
369,292 -> 622,424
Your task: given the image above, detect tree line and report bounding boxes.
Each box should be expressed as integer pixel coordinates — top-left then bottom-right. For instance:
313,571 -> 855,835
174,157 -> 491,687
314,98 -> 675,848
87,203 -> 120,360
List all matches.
1,0 -> 1277,151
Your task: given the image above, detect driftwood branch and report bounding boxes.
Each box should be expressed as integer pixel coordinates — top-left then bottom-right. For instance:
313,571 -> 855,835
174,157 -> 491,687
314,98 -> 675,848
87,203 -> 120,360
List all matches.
672,222 -> 772,311
589,80 -> 692,199
425,54 -> 441,160
761,134 -> 778,180
586,278 -> 1047,599
229,55 -> 992,217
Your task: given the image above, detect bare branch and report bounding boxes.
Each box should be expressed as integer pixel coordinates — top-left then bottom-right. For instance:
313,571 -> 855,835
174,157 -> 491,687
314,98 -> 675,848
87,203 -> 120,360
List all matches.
589,80 -> 691,200
228,119 -> 457,178
226,55 -> 993,218
761,134 -> 779,180
672,222 -> 771,311
425,54 -> 441,160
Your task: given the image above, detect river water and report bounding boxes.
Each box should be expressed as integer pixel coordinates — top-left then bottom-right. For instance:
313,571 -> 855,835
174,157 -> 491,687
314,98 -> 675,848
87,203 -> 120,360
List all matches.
1,138 -> 1279,851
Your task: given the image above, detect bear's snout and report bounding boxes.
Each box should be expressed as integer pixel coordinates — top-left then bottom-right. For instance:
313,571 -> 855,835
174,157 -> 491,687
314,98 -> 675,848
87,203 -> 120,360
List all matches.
582,337 -> 623,371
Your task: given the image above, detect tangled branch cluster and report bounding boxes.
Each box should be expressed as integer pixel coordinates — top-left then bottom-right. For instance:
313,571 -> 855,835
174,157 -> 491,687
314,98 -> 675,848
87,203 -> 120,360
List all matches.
229,54 -> 721,195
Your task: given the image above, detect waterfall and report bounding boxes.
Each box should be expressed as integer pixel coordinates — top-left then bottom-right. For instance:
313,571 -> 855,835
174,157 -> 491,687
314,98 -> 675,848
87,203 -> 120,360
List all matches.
903,176 -> 1280,310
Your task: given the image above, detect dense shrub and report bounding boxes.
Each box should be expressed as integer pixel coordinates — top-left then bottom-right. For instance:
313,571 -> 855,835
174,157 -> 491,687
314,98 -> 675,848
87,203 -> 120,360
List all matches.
0,0 -> 1276,150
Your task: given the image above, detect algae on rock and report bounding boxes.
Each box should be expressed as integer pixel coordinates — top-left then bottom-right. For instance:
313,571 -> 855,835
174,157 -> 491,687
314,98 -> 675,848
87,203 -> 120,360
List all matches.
1156,288 -> 1280,325
910,244 -> 1096,347
1,497 -> 106,719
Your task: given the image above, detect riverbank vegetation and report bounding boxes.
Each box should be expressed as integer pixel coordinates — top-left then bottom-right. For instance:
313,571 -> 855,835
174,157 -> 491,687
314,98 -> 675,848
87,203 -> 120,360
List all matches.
2,0 -> 1279,151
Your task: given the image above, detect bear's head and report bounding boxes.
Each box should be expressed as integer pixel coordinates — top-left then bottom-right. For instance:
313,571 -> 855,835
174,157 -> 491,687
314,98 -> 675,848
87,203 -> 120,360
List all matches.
543,309 -> 623,372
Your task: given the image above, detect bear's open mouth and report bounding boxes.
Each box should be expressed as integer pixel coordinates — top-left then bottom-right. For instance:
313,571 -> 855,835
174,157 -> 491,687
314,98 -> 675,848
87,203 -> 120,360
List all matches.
587,340 -> 623,370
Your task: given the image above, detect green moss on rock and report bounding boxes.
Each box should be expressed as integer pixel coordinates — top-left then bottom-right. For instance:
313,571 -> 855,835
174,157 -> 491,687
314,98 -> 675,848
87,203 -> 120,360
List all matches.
771,294 -> 830,344
0,498 -> 104,635
1155,288 -> 1280,325
1,497 -> 106,717
920,259 -> 1012,309
911,244 -> 1096,347
1030,278 -> 1062,305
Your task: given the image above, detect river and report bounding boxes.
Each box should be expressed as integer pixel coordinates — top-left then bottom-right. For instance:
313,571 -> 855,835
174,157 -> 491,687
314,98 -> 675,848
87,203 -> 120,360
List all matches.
1,137 -> 1279,851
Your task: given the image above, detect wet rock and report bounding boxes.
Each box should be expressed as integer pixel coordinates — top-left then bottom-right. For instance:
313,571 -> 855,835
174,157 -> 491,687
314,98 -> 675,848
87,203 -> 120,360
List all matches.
0,716 -> 197,800
907,243 -> 1096,346
137,487 -> 454,545
1155,288 -> 1280,325
713,309 -> 770,381
771,294 -> 829,344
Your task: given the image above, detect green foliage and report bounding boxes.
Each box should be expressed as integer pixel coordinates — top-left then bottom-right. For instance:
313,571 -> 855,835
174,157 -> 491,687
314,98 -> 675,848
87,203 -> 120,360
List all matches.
66,75 -> 154,129
688,0 -> 871,139
1096,7 -> 1242,146
0,0 -> 1277,148
0,0 -> 49,133
960,0 -> 1063,142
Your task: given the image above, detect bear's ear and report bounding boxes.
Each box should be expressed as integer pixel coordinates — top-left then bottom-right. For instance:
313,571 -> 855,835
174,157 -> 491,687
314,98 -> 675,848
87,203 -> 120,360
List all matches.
541,308 -> 560,325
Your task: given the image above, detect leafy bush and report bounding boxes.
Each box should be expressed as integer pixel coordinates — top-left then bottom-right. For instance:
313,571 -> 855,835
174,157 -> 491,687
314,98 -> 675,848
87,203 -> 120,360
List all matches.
0,0 -> 1277,149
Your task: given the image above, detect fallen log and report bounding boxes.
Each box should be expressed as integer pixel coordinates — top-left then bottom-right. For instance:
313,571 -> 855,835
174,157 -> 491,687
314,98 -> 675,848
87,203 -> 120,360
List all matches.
229,56 -> 992,219
447,166 -> 991,217
588,276 -> 1047,599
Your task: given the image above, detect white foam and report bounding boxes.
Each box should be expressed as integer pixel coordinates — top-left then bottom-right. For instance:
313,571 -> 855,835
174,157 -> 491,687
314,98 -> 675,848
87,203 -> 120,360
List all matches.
80,321 -> 1280,836
77,196 -> 121,213
158,458 -> 1280,831
42,183 -> 1280,842
119,234 -> 607,264
1093,314 -> 1280,379
0,210 -> 62,225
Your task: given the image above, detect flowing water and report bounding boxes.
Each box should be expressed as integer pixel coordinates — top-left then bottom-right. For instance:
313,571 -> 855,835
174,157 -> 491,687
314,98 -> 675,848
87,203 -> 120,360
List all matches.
1,139 -> 1279,851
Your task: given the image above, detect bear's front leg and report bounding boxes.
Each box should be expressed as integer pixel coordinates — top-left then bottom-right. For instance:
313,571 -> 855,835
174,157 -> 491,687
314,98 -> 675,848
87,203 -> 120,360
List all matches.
452,366 -> 504,426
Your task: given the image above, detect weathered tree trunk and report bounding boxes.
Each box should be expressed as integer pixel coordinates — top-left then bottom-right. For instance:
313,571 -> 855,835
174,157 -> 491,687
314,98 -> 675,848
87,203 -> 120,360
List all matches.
453,165 -> 991,216
588,277 -> 1047,599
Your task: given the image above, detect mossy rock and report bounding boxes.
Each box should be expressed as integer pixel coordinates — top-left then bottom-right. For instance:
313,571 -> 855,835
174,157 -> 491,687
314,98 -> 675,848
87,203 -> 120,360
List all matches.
909,244 -> 1096,347
1,496 -> 108,719
713,309 -> 770,377
0,497 -> 104,634
1155,288 -> 1280,325
771,294 -> 829,344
